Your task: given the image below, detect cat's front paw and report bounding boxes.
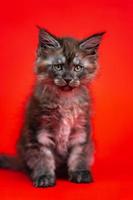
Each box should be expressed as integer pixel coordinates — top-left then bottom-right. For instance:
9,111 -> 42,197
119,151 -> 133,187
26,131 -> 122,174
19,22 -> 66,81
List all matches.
33,174 -> 56,188
69,170 -> 93,183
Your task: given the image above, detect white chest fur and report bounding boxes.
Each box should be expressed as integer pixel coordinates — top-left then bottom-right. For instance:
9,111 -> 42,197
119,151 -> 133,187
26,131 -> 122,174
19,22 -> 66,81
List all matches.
55,96 -> 83,156
37,89 -> 88,157
37,104 -> 81,156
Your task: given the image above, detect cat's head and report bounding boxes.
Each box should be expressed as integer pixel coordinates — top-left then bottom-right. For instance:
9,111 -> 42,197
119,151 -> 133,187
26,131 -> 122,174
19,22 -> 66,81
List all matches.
35,26 -> 105,91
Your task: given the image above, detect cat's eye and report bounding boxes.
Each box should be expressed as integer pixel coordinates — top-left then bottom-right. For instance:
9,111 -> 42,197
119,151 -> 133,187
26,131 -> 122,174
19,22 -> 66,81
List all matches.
74,65 -> 83,72
53,64 -> 63,71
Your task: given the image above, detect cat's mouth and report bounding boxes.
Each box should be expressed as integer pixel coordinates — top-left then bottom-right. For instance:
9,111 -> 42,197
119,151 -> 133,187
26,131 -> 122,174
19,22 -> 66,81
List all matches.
61,85 -> 73,91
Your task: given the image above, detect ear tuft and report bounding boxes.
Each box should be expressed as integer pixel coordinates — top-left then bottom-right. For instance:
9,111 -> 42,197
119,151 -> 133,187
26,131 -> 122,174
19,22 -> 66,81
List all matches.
79,32 -> 106,52
36,25 -> 61,49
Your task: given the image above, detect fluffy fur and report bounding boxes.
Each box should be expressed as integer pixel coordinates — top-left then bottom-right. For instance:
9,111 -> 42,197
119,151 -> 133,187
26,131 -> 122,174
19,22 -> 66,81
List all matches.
0,27 -> 105,187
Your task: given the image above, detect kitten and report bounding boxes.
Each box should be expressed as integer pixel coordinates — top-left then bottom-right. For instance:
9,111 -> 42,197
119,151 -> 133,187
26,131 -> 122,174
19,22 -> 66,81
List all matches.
0,27 -> 105,187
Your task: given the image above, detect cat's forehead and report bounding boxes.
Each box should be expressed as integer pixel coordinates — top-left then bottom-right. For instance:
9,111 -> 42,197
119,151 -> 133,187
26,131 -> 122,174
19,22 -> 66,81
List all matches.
45,38 -> 84,65
44,54 -> 66,65
61,37 -> 79,60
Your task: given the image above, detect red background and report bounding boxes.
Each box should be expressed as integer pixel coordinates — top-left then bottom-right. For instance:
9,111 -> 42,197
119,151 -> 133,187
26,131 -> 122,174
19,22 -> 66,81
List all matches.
0,0 -> 133,199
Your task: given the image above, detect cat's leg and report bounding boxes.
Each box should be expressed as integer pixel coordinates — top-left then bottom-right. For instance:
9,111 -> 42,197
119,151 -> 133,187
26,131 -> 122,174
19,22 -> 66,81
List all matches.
68,129 -> 94,183
20,129 -> 56,188
68,143 -> 93,183
25,145 -> 56,187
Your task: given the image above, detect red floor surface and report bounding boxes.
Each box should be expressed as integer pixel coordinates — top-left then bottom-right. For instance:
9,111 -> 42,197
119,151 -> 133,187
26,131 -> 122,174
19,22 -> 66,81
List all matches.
0,0 -> 133,199
0,166 -> 133,200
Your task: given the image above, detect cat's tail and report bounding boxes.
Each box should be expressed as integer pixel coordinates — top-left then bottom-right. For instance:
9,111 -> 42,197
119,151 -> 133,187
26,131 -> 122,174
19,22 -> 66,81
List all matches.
0,154 -> 23,171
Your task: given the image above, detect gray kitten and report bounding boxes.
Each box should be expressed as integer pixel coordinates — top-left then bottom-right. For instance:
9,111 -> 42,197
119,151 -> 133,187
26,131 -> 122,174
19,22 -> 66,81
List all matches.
0,27 -> 105,187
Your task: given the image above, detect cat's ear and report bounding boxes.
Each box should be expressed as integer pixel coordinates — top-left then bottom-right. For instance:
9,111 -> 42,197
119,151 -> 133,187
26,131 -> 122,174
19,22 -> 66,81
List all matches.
37,26 -> 61,49
79,32 -> 105,54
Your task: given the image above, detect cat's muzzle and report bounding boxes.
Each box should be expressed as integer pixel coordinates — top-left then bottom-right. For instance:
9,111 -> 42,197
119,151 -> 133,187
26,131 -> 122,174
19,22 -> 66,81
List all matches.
54,78 -> 80,91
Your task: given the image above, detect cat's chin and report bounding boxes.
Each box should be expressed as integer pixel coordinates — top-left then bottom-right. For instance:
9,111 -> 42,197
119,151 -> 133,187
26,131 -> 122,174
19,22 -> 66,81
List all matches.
60,85 -> 74,91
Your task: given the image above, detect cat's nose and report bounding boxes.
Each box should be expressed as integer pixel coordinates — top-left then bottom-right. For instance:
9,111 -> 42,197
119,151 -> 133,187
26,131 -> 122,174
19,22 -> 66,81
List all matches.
64,77 -> 72,83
